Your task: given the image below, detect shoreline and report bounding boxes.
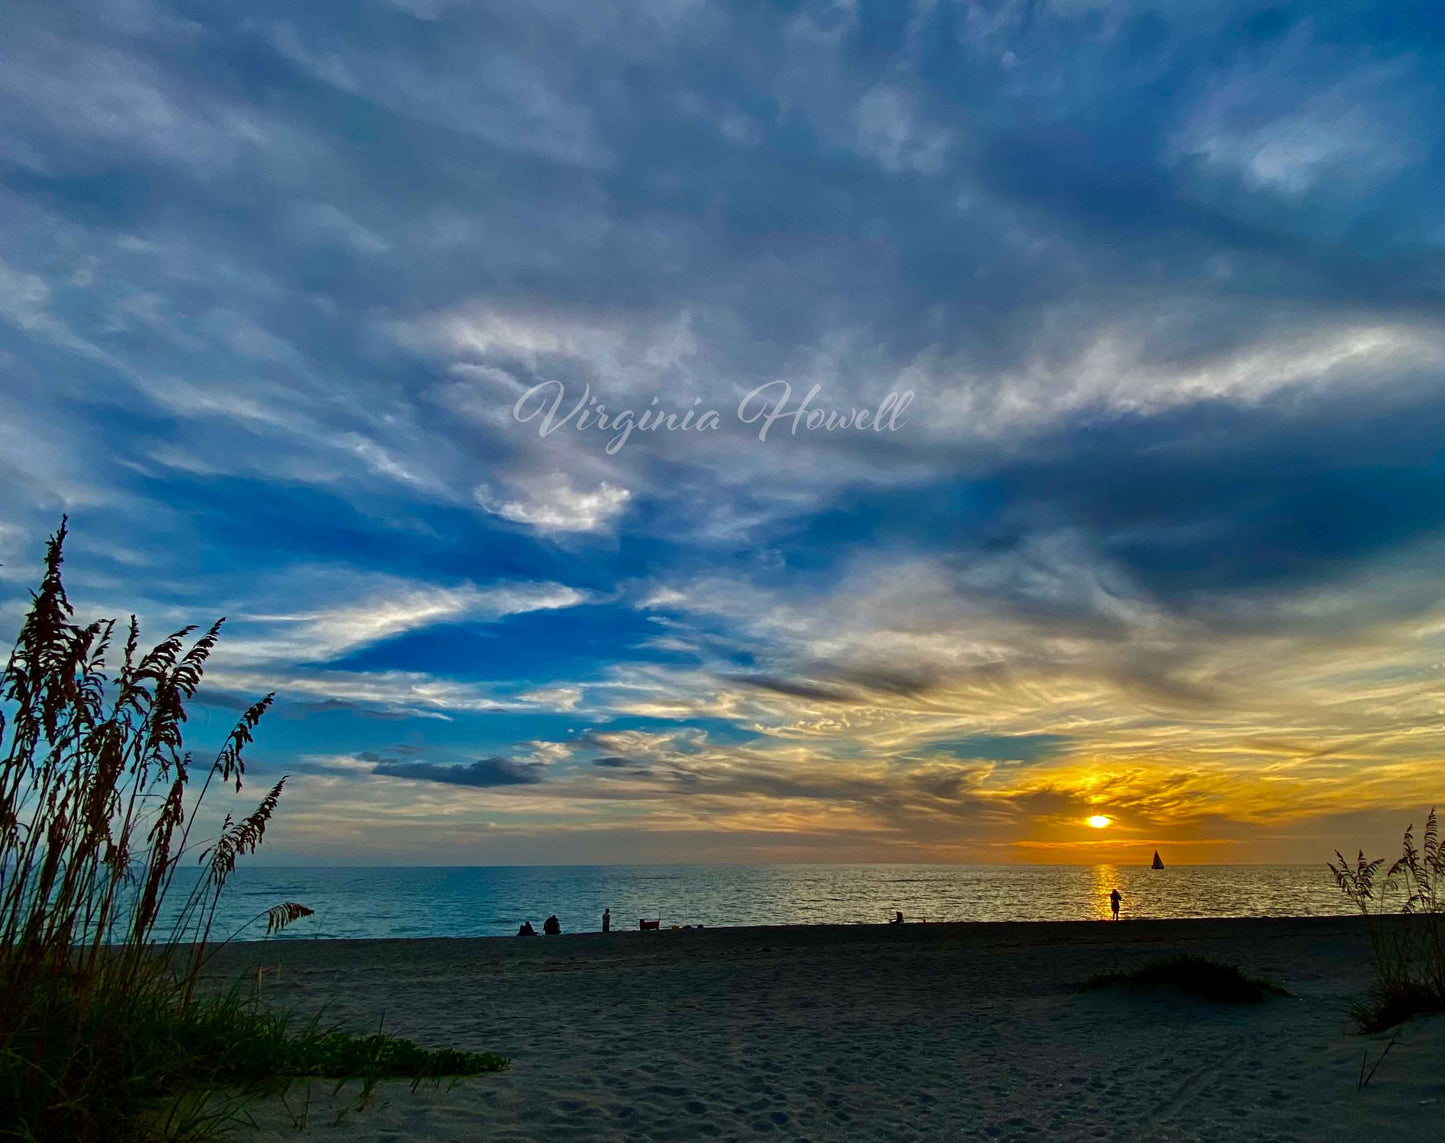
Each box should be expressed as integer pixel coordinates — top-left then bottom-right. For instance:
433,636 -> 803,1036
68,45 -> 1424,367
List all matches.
223,911 -> 1373,946
218,914 -> 1441,1142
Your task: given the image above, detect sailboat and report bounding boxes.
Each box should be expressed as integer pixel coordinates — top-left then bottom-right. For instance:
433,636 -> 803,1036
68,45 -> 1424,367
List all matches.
1151,850 -> 1165,870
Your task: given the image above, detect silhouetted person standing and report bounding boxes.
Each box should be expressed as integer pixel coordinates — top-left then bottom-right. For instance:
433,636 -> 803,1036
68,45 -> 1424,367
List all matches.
1109,888 -> 1121,920
602,907 -> 610,933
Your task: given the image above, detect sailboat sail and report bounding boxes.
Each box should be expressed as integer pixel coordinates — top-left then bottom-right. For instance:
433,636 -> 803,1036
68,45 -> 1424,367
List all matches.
1151,850 -> 1164,870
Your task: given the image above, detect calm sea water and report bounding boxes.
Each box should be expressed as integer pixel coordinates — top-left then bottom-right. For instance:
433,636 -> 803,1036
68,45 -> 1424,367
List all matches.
171,863 -> 1357,942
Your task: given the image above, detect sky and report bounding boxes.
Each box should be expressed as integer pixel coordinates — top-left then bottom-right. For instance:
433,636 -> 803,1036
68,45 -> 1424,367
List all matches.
2,0 -> 1444,866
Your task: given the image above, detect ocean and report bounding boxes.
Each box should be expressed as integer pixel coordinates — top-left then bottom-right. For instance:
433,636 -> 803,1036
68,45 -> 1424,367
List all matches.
173,862 -> 1359,942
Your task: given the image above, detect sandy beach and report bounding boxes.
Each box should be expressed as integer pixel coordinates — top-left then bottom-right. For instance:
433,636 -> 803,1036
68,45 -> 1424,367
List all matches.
215,916 -> 1442,1142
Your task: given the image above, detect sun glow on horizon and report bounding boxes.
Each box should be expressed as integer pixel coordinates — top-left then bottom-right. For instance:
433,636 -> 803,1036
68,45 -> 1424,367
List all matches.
1087,815 -> 1112,829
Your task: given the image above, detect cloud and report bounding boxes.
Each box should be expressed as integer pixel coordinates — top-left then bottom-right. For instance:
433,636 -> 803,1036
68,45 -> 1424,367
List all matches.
852,85 -> 952,174
226,575 -> 589,665
516,686 -> 583,711
0,35 -> 263,176
372,756 -> 546,787
278,698 -> 413,721
400,304 -> 698,383
728,673 -> 858,703
1167,36 -> 1425,199
519,740 -> 573,764
204,667 -> 508,719
477,475 -> 631,534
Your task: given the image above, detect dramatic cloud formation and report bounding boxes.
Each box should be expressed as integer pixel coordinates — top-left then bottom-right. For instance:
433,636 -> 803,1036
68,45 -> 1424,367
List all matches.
1,0 -> 1443,864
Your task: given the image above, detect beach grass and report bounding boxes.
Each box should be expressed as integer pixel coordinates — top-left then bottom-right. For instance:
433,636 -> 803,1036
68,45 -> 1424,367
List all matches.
0,521 -> 504,1141
1330,810 -> 1445,1032
6,978 -> 510,1141
1082,954 -> 1288,1003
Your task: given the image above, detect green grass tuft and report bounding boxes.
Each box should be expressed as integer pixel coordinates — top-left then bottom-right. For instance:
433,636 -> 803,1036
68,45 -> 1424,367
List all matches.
1347,980 -> 1445,1034
168,990 -> 511,1085
1082,954 -> 1289,1004
5,982 -> 510,1140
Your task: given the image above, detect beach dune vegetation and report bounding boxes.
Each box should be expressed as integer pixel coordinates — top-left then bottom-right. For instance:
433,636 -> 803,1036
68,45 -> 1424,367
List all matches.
0,521 -> 505,1142
1331,810 -> 1445,1032
1082,954 -> 1287,1004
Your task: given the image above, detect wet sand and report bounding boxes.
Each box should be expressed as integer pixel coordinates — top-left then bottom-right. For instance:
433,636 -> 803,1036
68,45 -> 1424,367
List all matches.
218,916 -> 1443,1142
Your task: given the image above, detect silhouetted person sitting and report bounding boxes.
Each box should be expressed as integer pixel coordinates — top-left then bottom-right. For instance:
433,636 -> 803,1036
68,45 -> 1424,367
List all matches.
602,907 -> 611,933
543,914 -> 561,935
517,920 -> 536,936
1110,889 -> 1121,920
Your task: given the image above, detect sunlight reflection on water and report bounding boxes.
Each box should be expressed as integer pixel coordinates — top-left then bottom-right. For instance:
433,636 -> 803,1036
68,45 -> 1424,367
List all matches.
168,862 -> 1359,941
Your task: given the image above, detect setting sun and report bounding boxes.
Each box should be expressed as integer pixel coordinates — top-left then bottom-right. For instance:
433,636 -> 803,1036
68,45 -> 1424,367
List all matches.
1087,815 -> 1112,829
